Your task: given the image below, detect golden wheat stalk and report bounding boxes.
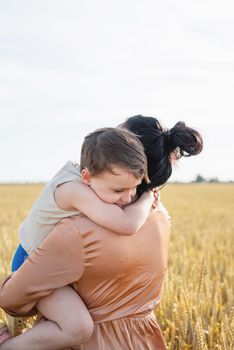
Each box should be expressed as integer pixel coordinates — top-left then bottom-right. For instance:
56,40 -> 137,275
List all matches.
196,257 -> 206,307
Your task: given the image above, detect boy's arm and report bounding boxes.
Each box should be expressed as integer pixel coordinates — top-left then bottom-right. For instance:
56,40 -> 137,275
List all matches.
56,182 -> 155,235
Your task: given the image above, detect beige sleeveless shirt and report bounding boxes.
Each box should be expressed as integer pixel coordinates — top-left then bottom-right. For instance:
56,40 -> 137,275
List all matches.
19,161 -> 81,254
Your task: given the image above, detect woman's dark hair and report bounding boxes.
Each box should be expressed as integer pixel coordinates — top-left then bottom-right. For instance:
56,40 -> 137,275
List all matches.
122,115 -> 203,195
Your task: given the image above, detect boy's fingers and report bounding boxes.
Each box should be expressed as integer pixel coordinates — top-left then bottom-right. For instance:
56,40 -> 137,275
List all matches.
153,189 -> 161,201
150,189 -> 160,208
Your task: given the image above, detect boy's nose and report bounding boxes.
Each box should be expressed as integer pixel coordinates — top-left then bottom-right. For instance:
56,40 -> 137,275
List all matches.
121,192 -> 132,204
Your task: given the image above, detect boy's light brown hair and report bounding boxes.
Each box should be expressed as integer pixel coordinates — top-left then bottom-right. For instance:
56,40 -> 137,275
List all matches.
80,127 -> 150,182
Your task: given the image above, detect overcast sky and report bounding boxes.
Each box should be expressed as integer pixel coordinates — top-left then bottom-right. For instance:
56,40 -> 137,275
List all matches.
0,0 -> 234,182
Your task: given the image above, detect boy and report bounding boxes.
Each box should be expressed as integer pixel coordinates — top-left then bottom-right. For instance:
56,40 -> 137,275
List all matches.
5,127 -> 155,349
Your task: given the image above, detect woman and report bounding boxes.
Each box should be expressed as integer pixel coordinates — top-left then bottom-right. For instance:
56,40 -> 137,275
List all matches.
0,115 -> 203,349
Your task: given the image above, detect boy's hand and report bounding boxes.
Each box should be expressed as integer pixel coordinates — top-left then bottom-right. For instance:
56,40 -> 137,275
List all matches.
140,189 -> 159,209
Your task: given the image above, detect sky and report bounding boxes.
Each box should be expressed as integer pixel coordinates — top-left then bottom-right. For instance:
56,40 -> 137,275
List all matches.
0,0 -> 234,183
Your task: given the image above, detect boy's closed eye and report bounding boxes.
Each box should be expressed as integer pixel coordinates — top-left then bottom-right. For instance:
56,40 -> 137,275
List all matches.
113,187 -> 137,194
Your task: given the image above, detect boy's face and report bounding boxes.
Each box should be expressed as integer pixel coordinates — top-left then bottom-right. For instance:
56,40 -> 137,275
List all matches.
81,166 -> 142,207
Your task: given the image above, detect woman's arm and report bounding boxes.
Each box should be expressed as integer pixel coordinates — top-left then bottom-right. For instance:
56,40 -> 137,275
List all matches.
0,219 -> 84,317
56,182 -> 155,235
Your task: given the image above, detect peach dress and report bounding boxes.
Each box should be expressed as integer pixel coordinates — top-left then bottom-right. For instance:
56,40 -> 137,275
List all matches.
0,207 -> 170,350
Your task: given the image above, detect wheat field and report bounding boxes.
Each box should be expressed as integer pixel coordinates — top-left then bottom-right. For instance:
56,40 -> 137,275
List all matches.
0,184 -> 233,349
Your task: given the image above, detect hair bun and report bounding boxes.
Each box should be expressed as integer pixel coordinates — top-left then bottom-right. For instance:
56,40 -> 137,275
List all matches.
169,121 -> 203,157
163,129 -> 171,140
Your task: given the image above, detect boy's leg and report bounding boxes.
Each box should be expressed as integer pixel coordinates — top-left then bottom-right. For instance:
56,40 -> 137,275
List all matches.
36,285 -> 94,346
0,286 -> 93,350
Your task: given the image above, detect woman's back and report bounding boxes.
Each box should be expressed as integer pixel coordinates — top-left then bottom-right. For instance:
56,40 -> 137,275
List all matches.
73,206 -> 170,323
69,206 -> 170,349
0,205 -> 170,349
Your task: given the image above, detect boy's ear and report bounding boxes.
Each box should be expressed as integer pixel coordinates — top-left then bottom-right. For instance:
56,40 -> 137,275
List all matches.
81,168 -> 91,185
